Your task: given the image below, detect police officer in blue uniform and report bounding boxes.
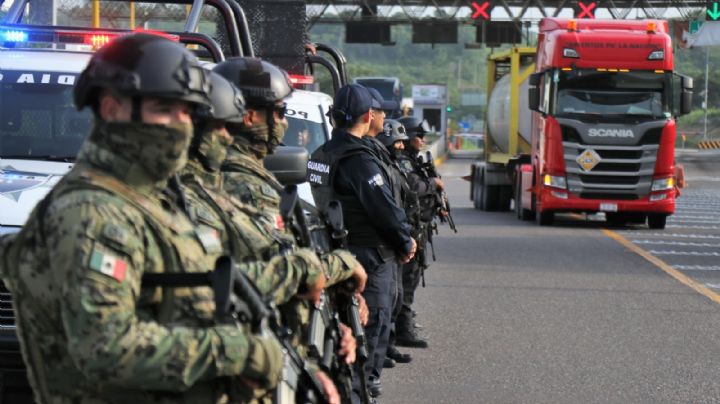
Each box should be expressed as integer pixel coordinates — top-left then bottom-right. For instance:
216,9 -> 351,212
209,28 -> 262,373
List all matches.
308,84 -> 416,400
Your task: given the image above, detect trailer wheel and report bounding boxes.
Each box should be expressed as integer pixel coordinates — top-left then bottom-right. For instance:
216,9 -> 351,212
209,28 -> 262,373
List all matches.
498,185 -> 512,212
482,177 -> 499,211
647,214 -> 667,229
473,167 -> 484,210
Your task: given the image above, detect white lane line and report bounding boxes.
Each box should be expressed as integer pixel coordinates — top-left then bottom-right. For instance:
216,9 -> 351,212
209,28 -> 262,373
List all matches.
650,250 -> 720,256
668,219 -> 720,224
632,240 -> 720,248
624,233 -> 720,240
670,215 -> 720,220
667,225 -> 720,230
675,266 -> 720,271
705,283 -> 720,289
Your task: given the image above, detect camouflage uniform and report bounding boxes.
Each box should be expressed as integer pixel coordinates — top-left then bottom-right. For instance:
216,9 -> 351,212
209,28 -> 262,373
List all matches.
181,156 -> 325,306
222,139 -> 359,353
223,138 -> 283,223
1,122 -> 276,403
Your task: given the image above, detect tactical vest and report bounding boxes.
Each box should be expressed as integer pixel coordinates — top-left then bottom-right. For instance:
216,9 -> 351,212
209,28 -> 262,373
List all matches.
6,167 -> 229,403
307,134 -> 391,247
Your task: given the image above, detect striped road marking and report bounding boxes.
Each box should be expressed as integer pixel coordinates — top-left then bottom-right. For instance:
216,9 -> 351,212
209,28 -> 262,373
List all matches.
631,240 -> 720,248
602,229 -> 720,305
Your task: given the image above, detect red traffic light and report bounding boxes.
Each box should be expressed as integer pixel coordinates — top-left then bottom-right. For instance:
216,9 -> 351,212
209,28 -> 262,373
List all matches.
471,1 -> 491,20
576,1 -> 597,18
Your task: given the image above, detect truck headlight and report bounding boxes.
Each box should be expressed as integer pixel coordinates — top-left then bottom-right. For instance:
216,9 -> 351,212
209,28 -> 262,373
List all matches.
543,174 -> 567,190
647,50 -> 664,60
651,177 -> 674,192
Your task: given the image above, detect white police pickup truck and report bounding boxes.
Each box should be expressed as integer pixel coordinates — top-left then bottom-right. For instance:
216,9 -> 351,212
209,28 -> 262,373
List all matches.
282,88 -> 333,205
0,50 -> 93,235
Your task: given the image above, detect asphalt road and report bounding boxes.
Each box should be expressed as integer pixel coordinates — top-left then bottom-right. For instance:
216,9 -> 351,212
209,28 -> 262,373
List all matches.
381,152 -> 720,404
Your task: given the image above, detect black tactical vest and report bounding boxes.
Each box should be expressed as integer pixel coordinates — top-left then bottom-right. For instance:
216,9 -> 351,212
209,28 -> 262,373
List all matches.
307,131 -> 391,247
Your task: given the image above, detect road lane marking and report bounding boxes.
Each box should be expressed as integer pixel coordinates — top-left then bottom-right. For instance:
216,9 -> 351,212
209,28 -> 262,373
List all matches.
625,233 -> 720,239
676,266 -> 720,271
649,250 -> 720,256
667,225 -> 720,230
632,240 -> 720,248
602,229 -> 720,305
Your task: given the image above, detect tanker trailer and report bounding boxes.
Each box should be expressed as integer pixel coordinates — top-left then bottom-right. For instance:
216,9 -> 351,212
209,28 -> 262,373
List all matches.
470,47 -> 536,211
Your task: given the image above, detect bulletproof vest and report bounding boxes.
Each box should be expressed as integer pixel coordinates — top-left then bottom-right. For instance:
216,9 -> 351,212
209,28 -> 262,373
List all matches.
4,167 -> 230,403
66,169 -> 219,326
398,152 -> 435,223
307,134 -> 389,247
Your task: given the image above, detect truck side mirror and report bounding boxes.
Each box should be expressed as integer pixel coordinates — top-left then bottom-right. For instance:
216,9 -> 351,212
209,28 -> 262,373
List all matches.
528,73 -> 542,112
679,75 -> 693,116
264,146 -> 310,186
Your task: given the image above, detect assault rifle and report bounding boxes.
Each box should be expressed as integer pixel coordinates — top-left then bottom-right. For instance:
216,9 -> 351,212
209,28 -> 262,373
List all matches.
278,185 -> 371,404
141,258 -> 327,404
418,150 -> 457,233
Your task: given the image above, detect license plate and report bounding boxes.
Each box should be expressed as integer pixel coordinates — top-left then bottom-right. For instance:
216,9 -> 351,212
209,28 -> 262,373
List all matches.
600,203 -> 618,212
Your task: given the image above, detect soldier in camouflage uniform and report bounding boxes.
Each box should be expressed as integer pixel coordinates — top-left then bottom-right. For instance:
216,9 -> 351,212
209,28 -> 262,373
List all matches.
213,58 -> 370,401
0,34 -> 284,403
213,57 -> 288,224
180,70 -> 328,307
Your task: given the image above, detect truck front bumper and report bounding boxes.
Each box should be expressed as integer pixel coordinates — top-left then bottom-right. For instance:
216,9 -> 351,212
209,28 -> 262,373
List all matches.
538,188 -> 675,215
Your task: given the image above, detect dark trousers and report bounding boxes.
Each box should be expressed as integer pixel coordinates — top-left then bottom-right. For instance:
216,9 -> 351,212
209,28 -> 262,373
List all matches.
349,246 -> 397,399
397,249 -> 424,334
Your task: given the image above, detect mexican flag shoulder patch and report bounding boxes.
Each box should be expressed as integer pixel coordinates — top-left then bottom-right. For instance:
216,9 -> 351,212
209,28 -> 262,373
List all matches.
89,248 -> 127,282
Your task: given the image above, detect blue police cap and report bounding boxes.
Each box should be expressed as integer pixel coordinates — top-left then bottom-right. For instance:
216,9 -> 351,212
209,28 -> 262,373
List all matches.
332,84 -> 374,119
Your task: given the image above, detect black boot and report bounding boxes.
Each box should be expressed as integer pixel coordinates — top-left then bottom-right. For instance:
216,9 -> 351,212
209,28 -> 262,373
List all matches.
386,345 -> 412,363
383,357 -> 396,368
395,329 -> 428,348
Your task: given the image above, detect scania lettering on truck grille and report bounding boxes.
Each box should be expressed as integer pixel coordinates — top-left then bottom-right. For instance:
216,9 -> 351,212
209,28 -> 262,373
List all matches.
587,128 -> 634,138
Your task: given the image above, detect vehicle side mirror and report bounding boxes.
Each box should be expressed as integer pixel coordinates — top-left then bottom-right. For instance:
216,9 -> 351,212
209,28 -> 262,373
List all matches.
679,75 -> 693,116
528,72 -> 542,112
264,146 -> 310,186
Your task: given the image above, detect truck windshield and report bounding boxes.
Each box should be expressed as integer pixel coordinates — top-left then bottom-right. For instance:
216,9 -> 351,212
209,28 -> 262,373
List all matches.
555,70 -> 669,120
0,72 -> 92,160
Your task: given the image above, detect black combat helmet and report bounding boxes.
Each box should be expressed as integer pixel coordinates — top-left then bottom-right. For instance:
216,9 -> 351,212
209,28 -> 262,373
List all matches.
211,57 -> 293,108
202,71 -> 246,123
74,33 -> 211,115
397,116 -> 431,140
379,119 -> 409,148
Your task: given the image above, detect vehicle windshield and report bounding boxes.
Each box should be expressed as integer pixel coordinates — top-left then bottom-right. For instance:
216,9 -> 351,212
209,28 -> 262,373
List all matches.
0,71 -> 92,160
284,117 -> 327,154
355,79 -> 397,100
554,70 -> 669,120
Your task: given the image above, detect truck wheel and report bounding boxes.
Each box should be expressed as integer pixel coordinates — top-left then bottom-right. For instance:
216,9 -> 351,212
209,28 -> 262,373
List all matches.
482,180 -> 499,211
498,185 -> 512,212
647,214 -> 667,229
535,200 -> 554,226
514,183 -> 532,220
473,167 -> 484,210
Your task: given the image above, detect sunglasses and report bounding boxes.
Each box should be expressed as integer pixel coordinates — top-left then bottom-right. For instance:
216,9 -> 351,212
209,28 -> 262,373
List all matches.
272,102 -> 288,119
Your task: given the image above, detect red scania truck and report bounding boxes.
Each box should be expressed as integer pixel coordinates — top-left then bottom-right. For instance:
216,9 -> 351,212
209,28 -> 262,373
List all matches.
470,18 -> 693,229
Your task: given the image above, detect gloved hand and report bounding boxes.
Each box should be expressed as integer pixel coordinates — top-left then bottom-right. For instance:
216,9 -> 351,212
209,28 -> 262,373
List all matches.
240,334 -> 284,390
